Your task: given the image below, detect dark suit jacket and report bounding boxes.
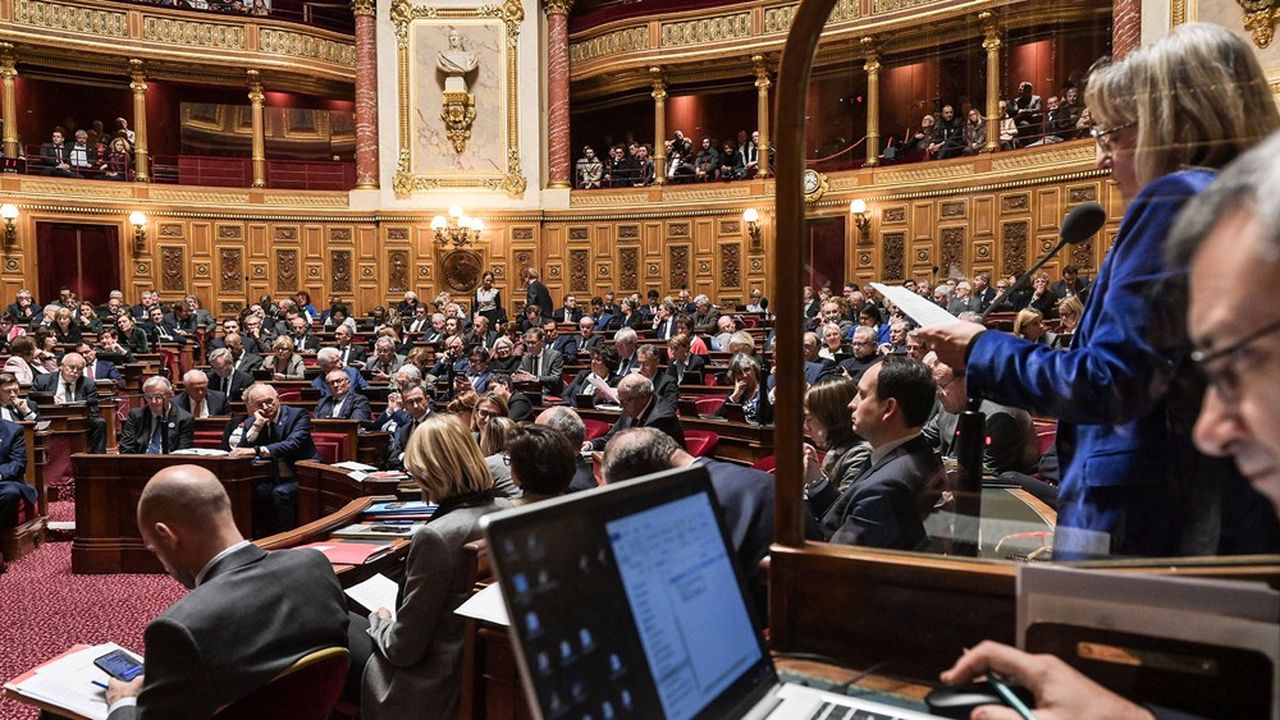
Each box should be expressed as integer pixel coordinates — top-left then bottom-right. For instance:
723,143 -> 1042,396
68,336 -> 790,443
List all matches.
31,373 -> 99,411
335,343 -> 368,367
526,280 -> 554,319
290,333 -> 320,352
225,405 -> 317,467
206,369 -> 255,403
578,333 -> 604,354
554,306 -> 582,324
315,392 -> 372,422
0,419 -> 31,507
518,347 -> 565,395
233,351 -> 264,372
567,458 -> 596,493
591,397 -> 686,451
106,543 -> 348,720
666,354 -> 706,385
923,399 -> 1039,475
118,405 -> 195,454
507,392 -> 534,423
564,370 -> 616,402
971,286 -> 998,314
699,458 -> 773,583
173,389 -> 230,417
810,434 -> 941,550
88,359 -> 125,388
549,334 -> 579,364
650,372 -> 679,406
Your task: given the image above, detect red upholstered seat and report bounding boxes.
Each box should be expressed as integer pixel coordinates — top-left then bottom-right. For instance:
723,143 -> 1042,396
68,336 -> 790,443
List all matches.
684,430 -> 719,458
581,418 -> 610,441
214,647 -> 349,720
277,388 -> 303,403
1034,420 -> 1056,456
312,432 -> 349,464
740,316 -> 760,328
751,455 -> 776,474
693,396 -> 725,416
193,430 -> 224,449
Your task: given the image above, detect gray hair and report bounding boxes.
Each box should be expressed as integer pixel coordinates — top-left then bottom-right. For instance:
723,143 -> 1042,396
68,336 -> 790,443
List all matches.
374,336 -> 396,350
727,352 -> 760,378
618,373 -> 653,397
142,376 -> 172,394
181,368 -> 207,385
694,294 -> 710,305
536,405 -> 587,447
316,347 -> 340,366
601,427 -> 679,485
394,365 -> 422,383
208,347 -> 233,363
852,326 -> 876,343
614,327 -> 638,345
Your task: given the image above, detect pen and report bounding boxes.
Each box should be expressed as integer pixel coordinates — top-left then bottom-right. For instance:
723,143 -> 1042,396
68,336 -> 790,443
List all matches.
91,680 -> 108,689
987,671 -> 1037,720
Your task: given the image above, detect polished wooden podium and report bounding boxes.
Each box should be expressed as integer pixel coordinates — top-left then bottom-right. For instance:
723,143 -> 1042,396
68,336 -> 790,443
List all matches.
70,454 -> 271,574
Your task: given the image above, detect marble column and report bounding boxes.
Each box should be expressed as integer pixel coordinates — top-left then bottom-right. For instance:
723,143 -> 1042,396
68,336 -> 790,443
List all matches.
545,0 -> 573,188
650,67 -> 666,186
752,54 -> 771,178
129,59 -> 150,182
981,12 -> 1001,153
351,0 -> 379,189
1,44 -> 17,160
248,70 -> 266,189
861,38 -> 880,168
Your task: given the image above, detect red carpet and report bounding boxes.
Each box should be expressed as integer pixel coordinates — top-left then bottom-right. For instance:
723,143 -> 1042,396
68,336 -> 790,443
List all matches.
0,511 -> 185,720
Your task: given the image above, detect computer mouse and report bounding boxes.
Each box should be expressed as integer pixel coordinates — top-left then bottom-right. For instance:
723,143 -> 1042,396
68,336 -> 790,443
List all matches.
924,682 -> 1009,719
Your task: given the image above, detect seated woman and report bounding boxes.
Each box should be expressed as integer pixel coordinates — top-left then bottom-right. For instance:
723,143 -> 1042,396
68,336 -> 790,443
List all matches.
32,330 -> 58,374
962,108 -> 986,155
353,413 -> 511,720
564,346 -> 619,405
102,137 -> 130,181
1012,308 -> 1056,347
1051,295 -> 1083,350
666,334 -> 705,385
802,376 -> 872,495
51,307 -> 82,345
616,297 -> 645,330
715,353 -> 773,425
479,413 -> 520,498
2,336 -> 39,385
674,314 -> 709,355
446,389 -> 479,430
1022,273 -> 1059,319
261,335 -> 305,380
508,425 -> 576,507
819,322 -> 848,362
488,337 -> 520,374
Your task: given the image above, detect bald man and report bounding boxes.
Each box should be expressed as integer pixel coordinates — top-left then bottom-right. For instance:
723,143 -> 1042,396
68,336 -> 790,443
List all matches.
173,369 -> 230,418
104,465 -> 347,719
224,382 -> 317,534
586,374 -> 685,452
118,376 -> 194,454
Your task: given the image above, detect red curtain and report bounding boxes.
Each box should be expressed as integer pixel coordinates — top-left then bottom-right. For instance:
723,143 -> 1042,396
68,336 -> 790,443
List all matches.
36,222 -> 122,306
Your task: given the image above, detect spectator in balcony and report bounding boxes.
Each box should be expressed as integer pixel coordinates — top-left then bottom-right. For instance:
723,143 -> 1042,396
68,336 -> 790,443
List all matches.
114,117 -> 135,149
666,135 -> 695,183
632,145 -> 655,186
962,108 -> 986,155
575,146 -> 602,189
1012,80 -> 1044,140
742,130 -> 764,177
717,140 -> 744,180
250,0 -> 268,15
1030,96 -> 1074,146
39,129 -> 74,178
928,105 -> 965,159
694,137 -> 719,181
901,114 -> 936,159
67,129 -> 103,176
997,100 -> 1018,150
604,144 -> 630,187
103,136 -> 131,181
1062,85 -> 1084,132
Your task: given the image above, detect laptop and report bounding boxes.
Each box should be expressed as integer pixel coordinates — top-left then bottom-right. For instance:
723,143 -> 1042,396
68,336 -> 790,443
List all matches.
481,466 -> 945,720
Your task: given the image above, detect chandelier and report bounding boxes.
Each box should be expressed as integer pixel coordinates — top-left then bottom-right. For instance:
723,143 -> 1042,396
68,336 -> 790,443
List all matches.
431,206 -> 484,248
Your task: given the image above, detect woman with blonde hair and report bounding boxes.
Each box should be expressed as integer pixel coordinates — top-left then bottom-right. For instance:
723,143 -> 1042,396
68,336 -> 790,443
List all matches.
354,413 -> 510,720
802,377 -> 871,494
261,335 -> 305,380
1052,295 -> 1084,350
479,414 -> 521,498
919,23 -> 1280,558
963,107 -> 986,154
1012,308 -> 1054,346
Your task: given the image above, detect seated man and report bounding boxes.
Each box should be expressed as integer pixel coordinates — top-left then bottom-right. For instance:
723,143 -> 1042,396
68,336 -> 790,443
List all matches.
315,369 -> 372,422
430,335 -> 468,387
603,427 -> 773,587
514,328 -> 565,396
32,352 -> 106,453
386,381 -> 434,469
543,319 -> 578,365
0,372 -> 39,423
576,315 -> 604,355
366,366 -> 424,432
635,343 -> 678,406
808,357 -> 941,550
174,368 -> 230,418
586,374 -> 686,452
536,406 -> 594,493
206,348 -> 255,403
119,377 -> 195,455
287,315 -> 319,352
838,326 -> 882,383
332,324 -> 367,368
366,336 -> 405,381
103,464 -> 348,719
554,295 -> 583,324
924,359 -> 1039,476
78,342 -> 125,388
507,425 -> 577,507
312,347 -> 367,398
488,372 -> 534,423
223,383 -> 317,534
0,417 -> 28,528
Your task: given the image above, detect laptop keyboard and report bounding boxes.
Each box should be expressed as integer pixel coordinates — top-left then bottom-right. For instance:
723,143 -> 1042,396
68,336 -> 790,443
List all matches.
807,701 -> 905,720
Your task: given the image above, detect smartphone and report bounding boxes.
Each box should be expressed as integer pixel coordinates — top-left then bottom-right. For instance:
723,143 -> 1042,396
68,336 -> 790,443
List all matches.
94,649 -> 144,682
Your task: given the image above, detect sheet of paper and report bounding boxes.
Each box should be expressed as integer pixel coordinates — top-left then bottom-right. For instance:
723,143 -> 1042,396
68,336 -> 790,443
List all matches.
333,460 -> 378,472
345,573 -> 399,620
6,642 -> 137,720
454,583 -> 509,626
586,374 -> 619,404
170,447 -> 228,457
870,282 -> 959,328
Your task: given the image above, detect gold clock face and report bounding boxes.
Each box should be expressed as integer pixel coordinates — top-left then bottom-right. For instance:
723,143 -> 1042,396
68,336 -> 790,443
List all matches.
802,169 -> 828,202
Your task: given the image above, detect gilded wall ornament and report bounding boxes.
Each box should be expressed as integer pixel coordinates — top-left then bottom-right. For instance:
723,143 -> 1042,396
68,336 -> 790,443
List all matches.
1239,0 -> 1278,47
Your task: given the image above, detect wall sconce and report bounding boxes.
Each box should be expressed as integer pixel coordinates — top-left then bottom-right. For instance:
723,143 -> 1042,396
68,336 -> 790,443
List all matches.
129,211 -> 147,253
849,199 -> 871,235
430,205 -> 483,248
742,208 -> 762,245
0,204 -> 17,249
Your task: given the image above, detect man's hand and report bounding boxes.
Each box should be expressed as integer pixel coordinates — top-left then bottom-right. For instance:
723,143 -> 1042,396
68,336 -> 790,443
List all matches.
513,370 -> 536,382
375,607 -> 392,621
229,447 -> 256,459
106,676 -> 144,706
940,641 -> 1154,720
251,409 -> 269,429
914,321 -> 988,371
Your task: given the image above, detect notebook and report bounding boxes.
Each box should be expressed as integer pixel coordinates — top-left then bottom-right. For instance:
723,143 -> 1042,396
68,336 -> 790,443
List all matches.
482,466 -> 945,720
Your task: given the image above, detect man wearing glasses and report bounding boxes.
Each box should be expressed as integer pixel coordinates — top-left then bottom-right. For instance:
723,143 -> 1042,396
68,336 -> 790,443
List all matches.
314,369 -> 371,422
119,376 -> 194,454
838,326 -> 882,384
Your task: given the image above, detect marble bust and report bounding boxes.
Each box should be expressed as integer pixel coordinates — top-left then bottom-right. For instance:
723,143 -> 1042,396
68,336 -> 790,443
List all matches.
437,29 -> 478,93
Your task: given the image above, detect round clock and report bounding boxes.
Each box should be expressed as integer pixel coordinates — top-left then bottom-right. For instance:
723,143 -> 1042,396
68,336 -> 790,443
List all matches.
802,169 -> 828,203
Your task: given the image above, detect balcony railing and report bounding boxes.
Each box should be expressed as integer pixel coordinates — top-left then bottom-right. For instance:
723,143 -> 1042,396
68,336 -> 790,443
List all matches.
11,148 -> 355,191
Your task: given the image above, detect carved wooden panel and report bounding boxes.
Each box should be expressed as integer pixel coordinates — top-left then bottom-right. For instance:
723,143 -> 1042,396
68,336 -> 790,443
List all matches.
512,227 -> 535,241
618,247 -> 638,292
159,223 -> 184,238
514,250 -> 534,273
569,227 -> 589,241
220,301 -> 243,316
882,232 -> 905,282
276,248 -> 298,293
617,225 -> 640,240
387,227 -> 410,241
940,201 -> 966,219
570,249 -> 590,293
1070,239 -> 1095,272
1001,221 -> 1029,277
720,243 -> 741,288
219,248 -> 243,292
329,227 -> 352,242
387,250 -> 410,293
940,227 -> 965,276
669,245 -> 690,290
1067,185 -> 1098,204
1001,193 -> 1029,212
719,220 -> 741,235
217,225 -> 242,240
331,250 -> 352,293
882,207 -> 906,224
668,223 -> 690,239
275,226 -> 298,241
161,246 -> 185,292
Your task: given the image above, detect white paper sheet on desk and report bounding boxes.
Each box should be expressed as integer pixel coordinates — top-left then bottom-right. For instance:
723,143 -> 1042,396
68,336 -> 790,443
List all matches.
870,283 -> 959,328
587,375 -> 619,404
455,583 -> 509,626
345,573 -> 399,620
333,460 -> 378,472
170,448 -> 228,457
5,642 -> 136,720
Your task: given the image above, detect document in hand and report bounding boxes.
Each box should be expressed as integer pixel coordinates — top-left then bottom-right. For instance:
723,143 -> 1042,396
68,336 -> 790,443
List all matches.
454,583 -> 509,627
870,282 -> 959,328
4,642 -> 140,720
345,573 -> 400,620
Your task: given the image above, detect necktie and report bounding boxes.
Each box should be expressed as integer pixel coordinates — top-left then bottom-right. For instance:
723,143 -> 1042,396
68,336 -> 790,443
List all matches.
147,421 -> 163,454
532,354 -> 540,377
194,398 -> 205,418
222,375 -> 230,395
86,365 -> 95,381
341,347 -> 350,364
64,382 -> 75,403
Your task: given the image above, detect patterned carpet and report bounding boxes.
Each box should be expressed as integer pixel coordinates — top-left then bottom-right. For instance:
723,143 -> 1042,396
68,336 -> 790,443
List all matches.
0,502 -> 186,720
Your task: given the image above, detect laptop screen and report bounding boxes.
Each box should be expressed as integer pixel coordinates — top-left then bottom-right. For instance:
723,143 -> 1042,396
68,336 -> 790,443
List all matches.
485,466 -> 776,720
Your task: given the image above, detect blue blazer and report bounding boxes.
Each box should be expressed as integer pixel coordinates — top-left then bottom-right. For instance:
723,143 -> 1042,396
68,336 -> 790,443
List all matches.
965,170 -> 1214,558
228,404 -> 317,464
310,366 -> 368,397
314,392 -> 372,422
0,419 -> 31,505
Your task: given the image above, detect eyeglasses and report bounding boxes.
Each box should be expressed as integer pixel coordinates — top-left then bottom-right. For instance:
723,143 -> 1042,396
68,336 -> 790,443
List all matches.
1090,121 -> 1136,154
1191,317 -> 1280,403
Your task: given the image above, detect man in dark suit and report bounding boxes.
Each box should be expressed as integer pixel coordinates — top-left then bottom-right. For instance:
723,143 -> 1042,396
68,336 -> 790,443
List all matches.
602,427 -> 773,586
315,369 -> 372,422
313,347 -> 368,398
588,374 -> 685,451
665,334 -> 706,385
515,328 -> 565,396
543,320 -> 579,364
0,418 -> 29,528
970,272 -> 998,314
652,301 -> 679,341
224,334 -> 263,374
395,290 -> 421,317
32,352 -> 106,453
576,316 -> 605,355
636,344 -> 678,406
924,360 -> 1040,476
553,295 -> 583,324
76,342 -> 125,389
0,373 -> 39,424
331,324 -> 367,367
287,315 -> 320,352
39,129 -> 75,177
465,315 -> 497,351
206,348 -> 255,403
175,368 -> 230,418
119,377 -> 195,454
536,406 -> 595,493
104,464 -> 348,719
488,373 -> 534,423
808,358 -> 942,550
6,289 -> 41,327
838,326 -> 883,383
225,382 -> 317,534
385,381 -> 434,468
1051,265 -> 1088,300
525,268 -> 554,320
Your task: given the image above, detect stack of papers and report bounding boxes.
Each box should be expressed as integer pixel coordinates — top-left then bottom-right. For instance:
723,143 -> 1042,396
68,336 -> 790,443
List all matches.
331,522 -> 424,540
4,642 -> 140,720
364,500 -> 437,521
170,447 -> 228,457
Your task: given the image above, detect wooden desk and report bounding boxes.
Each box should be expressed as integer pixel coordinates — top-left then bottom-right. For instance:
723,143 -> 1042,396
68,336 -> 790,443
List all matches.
295,460 -> 415,526
70,454 -> 270,574
572,406 -> 774,465
33,403 -> 91,490
190,417 -> 391,468
257,495 -> 411,588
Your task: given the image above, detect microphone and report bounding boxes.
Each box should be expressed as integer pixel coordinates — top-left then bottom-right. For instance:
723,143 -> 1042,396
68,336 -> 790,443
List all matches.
979,202 -> 1105,322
